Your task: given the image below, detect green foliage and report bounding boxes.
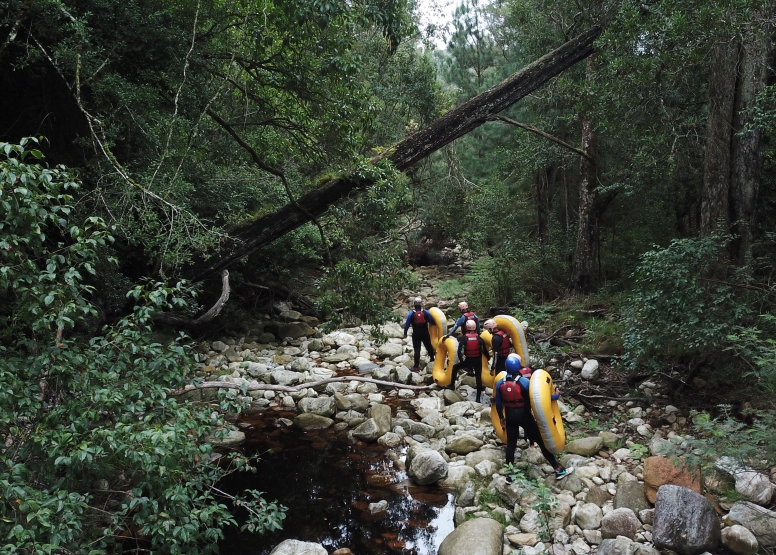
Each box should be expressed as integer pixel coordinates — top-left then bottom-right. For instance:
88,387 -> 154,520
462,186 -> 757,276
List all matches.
504,465 -> 557,542
436,277 -> 470,299
682,406 -> 776,475
725,314 -> 776,394
315,245 -> 414,330
622,234 -> 753,370
0,143 -> 285,553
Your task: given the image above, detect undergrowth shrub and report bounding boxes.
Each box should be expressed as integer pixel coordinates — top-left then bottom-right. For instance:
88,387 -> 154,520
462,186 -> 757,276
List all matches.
621,234 -> 760,372
0,140 -> 285,554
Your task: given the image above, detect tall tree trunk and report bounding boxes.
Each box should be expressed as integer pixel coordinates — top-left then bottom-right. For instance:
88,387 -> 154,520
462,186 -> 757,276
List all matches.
730,12 -> 771,265
535,165 -> 556,243
700,39 -> 739,237
569,110 -> 598,293
188,25 -> 603,283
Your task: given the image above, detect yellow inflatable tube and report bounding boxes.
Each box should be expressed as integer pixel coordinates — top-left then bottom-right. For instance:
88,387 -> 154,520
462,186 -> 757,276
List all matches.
428,307 -> 448,351
529,369 -> 566,455
490,371 -> 508,443
480,315 -> 530,390
432,336 -> 459,387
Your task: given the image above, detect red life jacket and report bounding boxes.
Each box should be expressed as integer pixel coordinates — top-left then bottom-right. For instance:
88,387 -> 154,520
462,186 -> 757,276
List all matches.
463,332 -> 481,358
411,309 -> 427,325
495,330 -> 511,357
500,377 -> 528,408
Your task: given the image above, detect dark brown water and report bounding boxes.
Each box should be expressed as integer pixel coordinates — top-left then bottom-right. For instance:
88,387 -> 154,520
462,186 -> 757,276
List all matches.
217,406 -> 455,554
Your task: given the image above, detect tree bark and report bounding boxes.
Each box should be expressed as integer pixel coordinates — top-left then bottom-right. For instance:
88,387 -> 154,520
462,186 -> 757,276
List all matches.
569,110 -> 598,293
189,25 -> 603,283
700,39 -> 738,237
730,12 -> 771,265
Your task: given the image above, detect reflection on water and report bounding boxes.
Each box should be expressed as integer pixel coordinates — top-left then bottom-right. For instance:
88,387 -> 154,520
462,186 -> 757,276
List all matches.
218,408 -> 455,554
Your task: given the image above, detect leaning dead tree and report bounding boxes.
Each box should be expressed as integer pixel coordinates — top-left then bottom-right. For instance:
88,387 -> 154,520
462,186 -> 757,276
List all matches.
189,25 -> 602,283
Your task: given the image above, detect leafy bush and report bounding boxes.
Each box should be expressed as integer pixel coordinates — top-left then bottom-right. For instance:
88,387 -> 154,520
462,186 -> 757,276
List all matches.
0,141 -> 285,554
622,234 -> 755,371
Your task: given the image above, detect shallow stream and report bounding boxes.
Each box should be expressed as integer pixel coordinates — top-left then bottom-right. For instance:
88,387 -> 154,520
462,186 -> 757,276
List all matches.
217,405 -> 456,554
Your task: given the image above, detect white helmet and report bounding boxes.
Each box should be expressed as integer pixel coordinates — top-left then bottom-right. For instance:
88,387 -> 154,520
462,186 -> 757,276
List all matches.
465,319 -> 477,331
458,301 -> 469,311
483,319 -> 497,332
413,297 -> 422,305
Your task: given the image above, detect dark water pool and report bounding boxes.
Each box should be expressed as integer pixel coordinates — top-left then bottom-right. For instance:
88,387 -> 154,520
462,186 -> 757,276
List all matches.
217,407 -> 455,554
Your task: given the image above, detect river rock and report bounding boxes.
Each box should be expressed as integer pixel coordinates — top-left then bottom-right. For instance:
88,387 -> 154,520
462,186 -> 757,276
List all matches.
270,539 -> 327,555
411,396 -> 445,417
439,465 -> 476,490
599,431 -> 623,450
278,310 -> 302,322
369,403 -> 392,435
726,501 -> 776,547
614,481 -> 649,513
445,434 -> 484,455
378,342 -> 404,357
204,429 -> 245,448
598,536 -> 660,555
601,508 -> 641,539
438,517 -> 503,555
278,322 -> 314,339
334,410 -> 366,427
377,432 -> 402,447
586,486 -> 614,507
652,485 -> 720,554
271,369 -> 301,386
465,448 -> 506,467
729,471 -> 774,505
352,418 -> 383,442
565,437 -> 604,456
393,418 -> 436,438
722,525 -> 759,555
293,413 -> 334,431
644,456 -> 701,503
289,357 -> 311,372
297,396 -> 336,417
575,503 -> 603,530
581,359 -> 599,380
409,449 -> 448,485
507,532 -> 539,547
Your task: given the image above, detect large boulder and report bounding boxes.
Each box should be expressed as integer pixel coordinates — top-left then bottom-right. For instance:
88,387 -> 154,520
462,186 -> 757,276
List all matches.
652,485 -> 721,555
438,517 -> 503,555
726,501 -> 776,547
408,449 -> 448,485
270,539 -> 327,555
643,456 -> 702,503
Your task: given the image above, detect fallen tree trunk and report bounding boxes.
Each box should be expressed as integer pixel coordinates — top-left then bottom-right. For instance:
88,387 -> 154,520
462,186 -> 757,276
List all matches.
169,375 -> 430,396
190,25 -> 602,283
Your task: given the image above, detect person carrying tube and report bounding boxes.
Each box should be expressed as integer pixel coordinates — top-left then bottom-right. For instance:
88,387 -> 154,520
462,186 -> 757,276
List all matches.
483,319 -> 511,376
495,353 -> 572,482
448,319 -> 489,403
445,301 -> 480,339
403,297 -> 436,372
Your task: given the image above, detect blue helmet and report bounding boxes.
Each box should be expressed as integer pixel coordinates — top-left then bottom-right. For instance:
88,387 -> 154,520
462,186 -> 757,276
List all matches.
505,353 -> 522,374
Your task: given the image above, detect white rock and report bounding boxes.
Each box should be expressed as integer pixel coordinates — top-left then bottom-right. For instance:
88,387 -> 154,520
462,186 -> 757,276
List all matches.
581,359 -> 599,380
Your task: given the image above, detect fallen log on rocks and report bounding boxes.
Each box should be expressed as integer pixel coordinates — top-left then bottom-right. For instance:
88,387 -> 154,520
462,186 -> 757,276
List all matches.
169,375 -> 431,397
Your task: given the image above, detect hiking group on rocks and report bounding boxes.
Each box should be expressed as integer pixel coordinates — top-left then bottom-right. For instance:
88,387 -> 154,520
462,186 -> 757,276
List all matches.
192,291 -> 775,555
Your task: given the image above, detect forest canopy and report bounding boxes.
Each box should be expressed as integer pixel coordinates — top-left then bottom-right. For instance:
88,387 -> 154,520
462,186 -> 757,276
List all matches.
2,0 -> 776,552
